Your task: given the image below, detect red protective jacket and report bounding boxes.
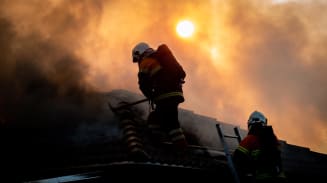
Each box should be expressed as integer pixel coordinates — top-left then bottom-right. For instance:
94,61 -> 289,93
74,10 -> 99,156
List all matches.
233,125 -> 287,182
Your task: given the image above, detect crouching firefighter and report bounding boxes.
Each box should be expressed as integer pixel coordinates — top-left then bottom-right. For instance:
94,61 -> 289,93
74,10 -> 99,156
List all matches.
232,111 -> 287,183
132,42 -> 188,149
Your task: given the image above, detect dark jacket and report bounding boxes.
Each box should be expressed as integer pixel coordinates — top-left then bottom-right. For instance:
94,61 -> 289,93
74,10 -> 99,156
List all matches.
137,45 -> 185,103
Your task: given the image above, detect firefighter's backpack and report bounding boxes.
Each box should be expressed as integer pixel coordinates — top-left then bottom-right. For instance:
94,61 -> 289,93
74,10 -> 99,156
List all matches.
154,44 -> 186,82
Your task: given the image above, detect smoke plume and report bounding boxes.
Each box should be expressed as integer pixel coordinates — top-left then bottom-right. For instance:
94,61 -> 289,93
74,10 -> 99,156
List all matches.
1,0 -> 327,154
0,0 -> 109,148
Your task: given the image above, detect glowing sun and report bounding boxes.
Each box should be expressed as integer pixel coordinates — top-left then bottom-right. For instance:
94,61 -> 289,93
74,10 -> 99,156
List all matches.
176,20 -> 195,38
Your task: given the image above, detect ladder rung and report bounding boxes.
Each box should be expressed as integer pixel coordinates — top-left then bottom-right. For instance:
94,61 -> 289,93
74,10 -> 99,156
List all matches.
224,135 -> 239,139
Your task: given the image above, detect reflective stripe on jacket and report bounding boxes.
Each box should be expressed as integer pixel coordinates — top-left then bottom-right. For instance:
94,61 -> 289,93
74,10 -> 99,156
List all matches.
153,91 -> 183,102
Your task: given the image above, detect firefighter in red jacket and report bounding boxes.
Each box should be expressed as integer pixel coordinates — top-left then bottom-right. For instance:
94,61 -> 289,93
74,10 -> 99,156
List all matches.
233,111 -> 287,183
132,42 -> 188,149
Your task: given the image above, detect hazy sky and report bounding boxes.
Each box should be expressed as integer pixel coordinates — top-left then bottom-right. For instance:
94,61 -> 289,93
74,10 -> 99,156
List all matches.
0,0 -> 326,154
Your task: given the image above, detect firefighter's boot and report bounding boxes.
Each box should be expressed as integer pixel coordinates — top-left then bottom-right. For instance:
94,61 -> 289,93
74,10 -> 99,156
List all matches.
169,128 -> 188,149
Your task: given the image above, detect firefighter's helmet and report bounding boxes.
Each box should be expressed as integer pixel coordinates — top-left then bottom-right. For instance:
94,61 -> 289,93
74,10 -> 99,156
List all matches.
132,42 -> 153,63
247,110 -> 267,128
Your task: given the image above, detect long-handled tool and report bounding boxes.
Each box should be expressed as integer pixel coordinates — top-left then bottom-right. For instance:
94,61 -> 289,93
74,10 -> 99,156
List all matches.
108,98 -> 149,112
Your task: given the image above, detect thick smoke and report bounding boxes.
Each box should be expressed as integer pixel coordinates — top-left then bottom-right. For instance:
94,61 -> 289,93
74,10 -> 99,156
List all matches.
0,0 -> 112,148
0,20 -> 97,128
1,0 -> 326,154
220,0 -> 327,153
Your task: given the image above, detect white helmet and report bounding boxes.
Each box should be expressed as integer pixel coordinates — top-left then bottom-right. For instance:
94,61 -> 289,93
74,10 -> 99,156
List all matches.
132,42 -> 153,62
247,110 -> 267,128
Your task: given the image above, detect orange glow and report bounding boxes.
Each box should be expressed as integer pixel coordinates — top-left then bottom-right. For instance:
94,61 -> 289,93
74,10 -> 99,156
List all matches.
1,0 -> 327,154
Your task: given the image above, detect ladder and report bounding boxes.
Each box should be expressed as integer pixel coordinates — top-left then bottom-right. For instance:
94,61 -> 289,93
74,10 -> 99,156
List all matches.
216,124 -> 243,183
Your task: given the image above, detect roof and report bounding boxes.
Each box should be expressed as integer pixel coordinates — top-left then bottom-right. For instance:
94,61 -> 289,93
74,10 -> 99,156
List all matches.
1,89 -> 327,182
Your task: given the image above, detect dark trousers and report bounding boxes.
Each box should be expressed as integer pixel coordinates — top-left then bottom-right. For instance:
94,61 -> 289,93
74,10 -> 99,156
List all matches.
147,98 -> 184,143
154,99 -> 181,132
